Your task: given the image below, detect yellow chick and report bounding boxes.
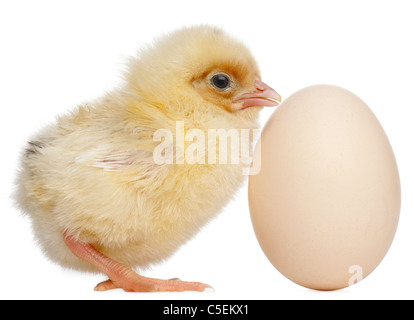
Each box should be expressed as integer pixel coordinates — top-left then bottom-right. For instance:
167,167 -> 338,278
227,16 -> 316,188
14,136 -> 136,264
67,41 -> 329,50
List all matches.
14,25 -> 281,292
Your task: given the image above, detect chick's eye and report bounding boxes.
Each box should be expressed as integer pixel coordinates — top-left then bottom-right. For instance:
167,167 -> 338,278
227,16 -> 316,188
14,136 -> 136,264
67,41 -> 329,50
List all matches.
211,74 -> 231,90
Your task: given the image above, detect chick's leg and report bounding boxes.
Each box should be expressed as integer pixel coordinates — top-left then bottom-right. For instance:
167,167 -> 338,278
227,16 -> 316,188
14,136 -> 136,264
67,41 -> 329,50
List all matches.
63,232 -> 212,292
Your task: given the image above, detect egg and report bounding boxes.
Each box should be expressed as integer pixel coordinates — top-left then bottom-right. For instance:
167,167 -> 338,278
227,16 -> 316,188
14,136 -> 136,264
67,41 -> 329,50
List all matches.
248,85 -> 400,291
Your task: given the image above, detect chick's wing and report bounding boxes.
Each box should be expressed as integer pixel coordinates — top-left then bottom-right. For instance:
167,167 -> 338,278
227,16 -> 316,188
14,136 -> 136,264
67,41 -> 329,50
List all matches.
74,145 -> 162,183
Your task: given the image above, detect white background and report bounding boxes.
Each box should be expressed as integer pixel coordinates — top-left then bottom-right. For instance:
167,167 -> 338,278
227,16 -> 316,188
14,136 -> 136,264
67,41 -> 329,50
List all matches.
1,0 -> 413,300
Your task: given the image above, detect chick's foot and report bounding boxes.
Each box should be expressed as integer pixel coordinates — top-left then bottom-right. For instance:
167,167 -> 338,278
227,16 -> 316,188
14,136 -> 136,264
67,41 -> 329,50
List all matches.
63,231 -> 212,293
95,277 -> 213,292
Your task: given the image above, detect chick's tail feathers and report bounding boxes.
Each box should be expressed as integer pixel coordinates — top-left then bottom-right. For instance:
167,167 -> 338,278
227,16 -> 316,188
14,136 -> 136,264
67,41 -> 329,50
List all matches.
24,140 -> 46,157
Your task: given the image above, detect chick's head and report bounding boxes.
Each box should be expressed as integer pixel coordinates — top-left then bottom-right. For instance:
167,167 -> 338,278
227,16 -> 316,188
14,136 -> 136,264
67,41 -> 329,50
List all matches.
124,26 -> 280,122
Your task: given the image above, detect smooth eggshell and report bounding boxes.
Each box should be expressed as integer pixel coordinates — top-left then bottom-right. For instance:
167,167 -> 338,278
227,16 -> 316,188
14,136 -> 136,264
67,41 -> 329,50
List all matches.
249,85 -> 400,290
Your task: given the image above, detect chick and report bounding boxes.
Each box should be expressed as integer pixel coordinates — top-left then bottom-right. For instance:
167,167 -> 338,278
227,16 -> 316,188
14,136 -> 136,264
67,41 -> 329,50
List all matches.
15,26 -> 281,292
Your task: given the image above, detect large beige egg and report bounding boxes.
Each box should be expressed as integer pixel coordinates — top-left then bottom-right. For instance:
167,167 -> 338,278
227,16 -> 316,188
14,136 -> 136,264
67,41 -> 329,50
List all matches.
248,85 -> 400,290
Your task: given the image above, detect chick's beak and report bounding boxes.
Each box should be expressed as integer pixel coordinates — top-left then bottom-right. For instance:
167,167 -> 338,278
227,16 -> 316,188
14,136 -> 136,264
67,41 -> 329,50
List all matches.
233,79 -> 281,110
